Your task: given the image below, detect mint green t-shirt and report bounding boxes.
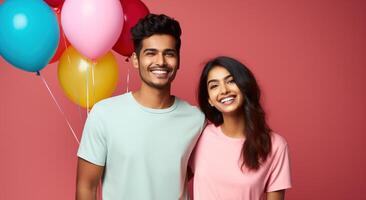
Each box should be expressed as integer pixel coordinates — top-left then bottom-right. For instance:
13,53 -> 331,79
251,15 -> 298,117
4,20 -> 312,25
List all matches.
77,92 -> 205,200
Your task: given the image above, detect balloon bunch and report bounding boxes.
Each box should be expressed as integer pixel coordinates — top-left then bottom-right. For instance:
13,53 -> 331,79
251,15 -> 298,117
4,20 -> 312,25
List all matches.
0,0 -> 150,108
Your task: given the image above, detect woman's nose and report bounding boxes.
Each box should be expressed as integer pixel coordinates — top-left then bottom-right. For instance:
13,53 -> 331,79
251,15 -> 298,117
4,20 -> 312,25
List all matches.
220,84 -> 229,94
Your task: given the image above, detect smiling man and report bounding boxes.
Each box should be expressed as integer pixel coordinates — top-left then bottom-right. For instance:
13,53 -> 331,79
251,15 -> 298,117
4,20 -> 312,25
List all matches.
76,14 -> 205,200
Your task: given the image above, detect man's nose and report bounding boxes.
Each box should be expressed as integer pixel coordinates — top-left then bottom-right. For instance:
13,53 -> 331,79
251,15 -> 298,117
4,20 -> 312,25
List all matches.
156,53 -> 165,66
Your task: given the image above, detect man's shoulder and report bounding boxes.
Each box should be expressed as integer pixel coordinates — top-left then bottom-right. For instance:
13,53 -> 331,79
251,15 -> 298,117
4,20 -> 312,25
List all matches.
176,98 -> 205,120
91,93 -> 131,114
95,93 -> 129,108
176,98 -> 199,111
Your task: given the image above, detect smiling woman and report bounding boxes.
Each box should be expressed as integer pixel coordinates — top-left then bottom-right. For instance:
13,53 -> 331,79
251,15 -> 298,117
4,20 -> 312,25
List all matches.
206,67 -> 244,117
191,56 -> 291,200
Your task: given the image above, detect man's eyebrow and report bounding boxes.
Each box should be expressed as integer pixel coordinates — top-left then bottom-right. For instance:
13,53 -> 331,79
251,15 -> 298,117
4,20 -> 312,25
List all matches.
143,48 -> 158,53
164,49 -> 177,52
142,48 -> 177,53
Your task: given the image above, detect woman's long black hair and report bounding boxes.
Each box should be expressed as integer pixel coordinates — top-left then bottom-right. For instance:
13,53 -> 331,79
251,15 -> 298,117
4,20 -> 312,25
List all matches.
198,56 -> 272,170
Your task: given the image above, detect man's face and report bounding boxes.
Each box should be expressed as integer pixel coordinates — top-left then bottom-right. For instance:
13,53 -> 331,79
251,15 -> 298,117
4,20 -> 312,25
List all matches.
132,34 -> 179,90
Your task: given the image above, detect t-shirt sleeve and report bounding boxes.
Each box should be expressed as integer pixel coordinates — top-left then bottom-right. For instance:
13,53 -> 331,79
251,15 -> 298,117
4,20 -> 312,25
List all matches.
77,105 -> 107,166
266,142 -> 292,192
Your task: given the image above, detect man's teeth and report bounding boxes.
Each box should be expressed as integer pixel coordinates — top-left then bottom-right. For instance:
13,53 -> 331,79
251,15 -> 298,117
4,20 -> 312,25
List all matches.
152,70 -> 167,74
221,97 -> 234,103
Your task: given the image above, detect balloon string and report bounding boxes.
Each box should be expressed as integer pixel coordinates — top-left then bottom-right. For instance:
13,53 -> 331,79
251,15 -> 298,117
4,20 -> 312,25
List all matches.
91,62 -> 96,105
126,67 -> 130,93
124,57 -> 130,93
86,64 -> 90,115
78,105 -> 84,125
37,71 -> 80,144
60,32 -> 83,122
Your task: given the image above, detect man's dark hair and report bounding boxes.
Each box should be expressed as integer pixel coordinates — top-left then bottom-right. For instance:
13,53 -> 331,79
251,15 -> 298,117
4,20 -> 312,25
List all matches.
131,14 -> 182,57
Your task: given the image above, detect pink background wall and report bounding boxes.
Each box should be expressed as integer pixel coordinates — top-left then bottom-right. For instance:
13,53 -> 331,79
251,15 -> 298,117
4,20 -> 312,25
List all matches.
1,0 -> 366,199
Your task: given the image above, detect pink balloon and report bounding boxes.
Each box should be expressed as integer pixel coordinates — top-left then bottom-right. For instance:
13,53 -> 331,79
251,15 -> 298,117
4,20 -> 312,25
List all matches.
61,0 -> 123,60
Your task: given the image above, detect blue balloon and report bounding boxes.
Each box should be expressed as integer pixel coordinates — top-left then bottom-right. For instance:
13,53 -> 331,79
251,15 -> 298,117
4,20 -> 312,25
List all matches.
0,0 -> 59,72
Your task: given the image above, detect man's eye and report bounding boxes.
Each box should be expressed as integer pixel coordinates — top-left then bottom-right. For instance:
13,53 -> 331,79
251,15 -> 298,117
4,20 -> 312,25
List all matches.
165,52 -> 176,57
145,52 -> 155,56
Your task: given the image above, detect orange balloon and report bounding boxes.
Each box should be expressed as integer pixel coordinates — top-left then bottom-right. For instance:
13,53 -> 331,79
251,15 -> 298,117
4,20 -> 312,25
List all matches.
58,46 -> 119,108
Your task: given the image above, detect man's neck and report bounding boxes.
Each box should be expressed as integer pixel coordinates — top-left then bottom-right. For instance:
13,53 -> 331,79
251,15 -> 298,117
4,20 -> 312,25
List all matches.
132,84 -> 174,109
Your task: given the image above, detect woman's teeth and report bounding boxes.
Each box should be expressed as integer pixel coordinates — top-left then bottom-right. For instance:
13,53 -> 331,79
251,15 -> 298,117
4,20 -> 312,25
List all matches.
220,97 -> 234,104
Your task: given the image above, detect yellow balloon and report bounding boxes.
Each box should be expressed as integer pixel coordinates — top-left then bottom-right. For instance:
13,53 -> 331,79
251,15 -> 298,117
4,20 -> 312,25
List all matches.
58,46 -> 119,108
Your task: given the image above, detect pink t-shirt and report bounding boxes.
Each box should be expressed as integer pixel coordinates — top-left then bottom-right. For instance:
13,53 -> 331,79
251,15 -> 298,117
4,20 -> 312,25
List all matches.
191,124 -> 292,200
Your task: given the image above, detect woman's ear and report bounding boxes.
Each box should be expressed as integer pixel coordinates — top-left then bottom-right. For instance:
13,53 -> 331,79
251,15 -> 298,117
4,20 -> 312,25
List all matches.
208,98 -> 214,107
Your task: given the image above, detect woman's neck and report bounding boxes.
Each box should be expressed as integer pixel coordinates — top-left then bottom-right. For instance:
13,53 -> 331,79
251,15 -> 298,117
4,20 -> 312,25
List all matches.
221,112 -> 246,138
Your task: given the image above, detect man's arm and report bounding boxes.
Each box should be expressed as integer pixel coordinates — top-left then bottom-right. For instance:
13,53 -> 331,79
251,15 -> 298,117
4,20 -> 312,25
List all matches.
76,158 -> 104,200
267,190 -> 285,200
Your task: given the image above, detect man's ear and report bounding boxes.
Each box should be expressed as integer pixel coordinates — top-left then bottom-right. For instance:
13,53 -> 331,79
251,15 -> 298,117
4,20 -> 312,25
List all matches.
132,52 -> 139,69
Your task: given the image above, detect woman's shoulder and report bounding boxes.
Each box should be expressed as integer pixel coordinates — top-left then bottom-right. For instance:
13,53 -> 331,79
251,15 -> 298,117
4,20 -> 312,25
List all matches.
201,123 -> 216,135
202,123 -> 223,136
203,123 -> 217,130
270,132 -> 289,151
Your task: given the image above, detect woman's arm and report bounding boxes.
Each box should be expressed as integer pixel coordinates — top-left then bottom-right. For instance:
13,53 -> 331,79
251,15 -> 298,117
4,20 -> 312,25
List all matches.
267,190 -> 285,200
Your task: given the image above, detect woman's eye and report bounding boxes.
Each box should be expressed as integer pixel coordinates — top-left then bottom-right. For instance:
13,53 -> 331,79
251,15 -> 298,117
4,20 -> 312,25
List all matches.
209,85 -> 218,89
228,79 -> 235,84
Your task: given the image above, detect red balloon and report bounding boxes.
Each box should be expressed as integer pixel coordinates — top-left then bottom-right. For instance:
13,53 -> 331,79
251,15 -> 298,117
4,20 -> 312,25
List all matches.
113,0 -> 149,57
44,0 -> 64,8
49,8 -> 70,64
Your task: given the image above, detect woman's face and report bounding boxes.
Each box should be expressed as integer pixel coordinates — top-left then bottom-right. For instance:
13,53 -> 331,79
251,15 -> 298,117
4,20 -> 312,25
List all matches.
206,66 -> 244,115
